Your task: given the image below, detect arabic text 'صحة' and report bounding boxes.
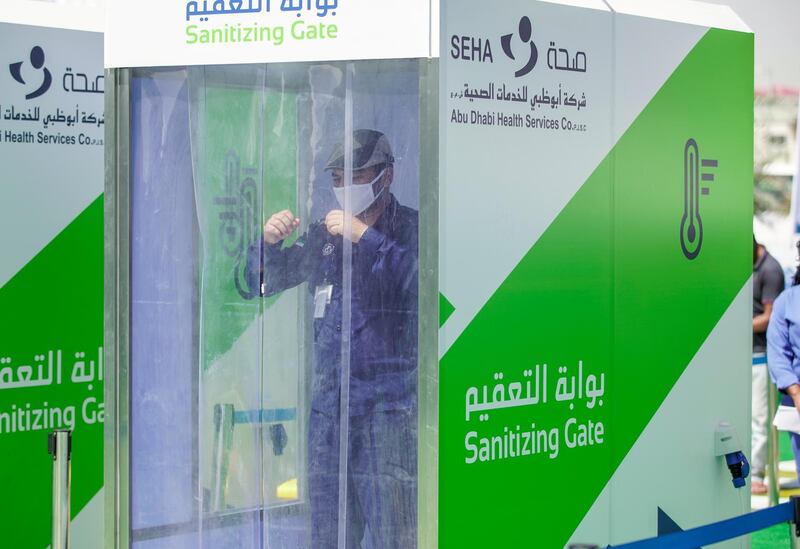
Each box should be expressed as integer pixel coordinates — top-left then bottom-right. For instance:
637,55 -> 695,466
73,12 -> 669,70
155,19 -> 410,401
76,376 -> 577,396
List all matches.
62,69 -> 104,95
545,42 -> 587,74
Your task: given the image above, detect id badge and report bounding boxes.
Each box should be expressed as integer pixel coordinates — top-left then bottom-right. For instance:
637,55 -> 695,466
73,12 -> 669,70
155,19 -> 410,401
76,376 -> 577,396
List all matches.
313,284 -> 333,319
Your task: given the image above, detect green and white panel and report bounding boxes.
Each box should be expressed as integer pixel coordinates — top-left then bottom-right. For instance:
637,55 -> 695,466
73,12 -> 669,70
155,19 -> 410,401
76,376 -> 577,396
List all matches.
0,22 -> 104,549
439,0 -> 752,547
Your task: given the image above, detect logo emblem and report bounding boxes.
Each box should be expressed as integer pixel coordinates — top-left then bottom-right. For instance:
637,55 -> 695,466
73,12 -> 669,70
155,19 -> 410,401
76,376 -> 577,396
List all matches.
10,46 -> 52,100
322,243 -> 335,257
501,16 -> 538,77
680,138 -> 718,261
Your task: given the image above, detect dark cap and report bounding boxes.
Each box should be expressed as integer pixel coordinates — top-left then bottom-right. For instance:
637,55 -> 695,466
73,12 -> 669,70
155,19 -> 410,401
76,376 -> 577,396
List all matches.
324,129 -> 394,171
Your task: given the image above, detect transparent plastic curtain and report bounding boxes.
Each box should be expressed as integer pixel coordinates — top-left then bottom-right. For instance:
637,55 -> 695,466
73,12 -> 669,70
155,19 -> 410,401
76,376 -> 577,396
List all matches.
328,60 -> 421,549
130,59 -> 421,549
188,64 -> 270,548
338,62 -> 355,549
129,68 -> 199,547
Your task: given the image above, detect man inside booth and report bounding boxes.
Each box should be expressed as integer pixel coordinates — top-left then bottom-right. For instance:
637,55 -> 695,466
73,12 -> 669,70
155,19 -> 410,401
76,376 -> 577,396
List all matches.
245,129 -> 418,548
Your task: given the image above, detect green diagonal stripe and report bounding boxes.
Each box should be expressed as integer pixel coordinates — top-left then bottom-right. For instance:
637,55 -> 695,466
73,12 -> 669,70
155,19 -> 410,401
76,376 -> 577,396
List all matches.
196,84 -> 300,367
0,194 -> 103,549
440,28 -> 752,548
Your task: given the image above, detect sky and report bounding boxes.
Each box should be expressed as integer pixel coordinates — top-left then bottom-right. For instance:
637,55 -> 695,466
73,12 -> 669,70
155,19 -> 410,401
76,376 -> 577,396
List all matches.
705,0 -> 800,89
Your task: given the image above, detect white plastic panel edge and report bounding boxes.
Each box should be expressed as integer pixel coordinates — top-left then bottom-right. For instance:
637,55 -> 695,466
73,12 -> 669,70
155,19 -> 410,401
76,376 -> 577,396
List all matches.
537,0 -> 611,12
606,0 -> 751,33
431,0 -> 440,58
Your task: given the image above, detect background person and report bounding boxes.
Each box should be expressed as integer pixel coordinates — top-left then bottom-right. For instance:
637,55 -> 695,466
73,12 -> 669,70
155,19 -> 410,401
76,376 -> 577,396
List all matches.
766,241 -> 800,484
752,236 -> 785,494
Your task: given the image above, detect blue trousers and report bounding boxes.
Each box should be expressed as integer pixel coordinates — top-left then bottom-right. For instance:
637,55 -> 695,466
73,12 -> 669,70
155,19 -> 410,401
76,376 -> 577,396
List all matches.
790,432 -> 800,478
308,406 -> 417,549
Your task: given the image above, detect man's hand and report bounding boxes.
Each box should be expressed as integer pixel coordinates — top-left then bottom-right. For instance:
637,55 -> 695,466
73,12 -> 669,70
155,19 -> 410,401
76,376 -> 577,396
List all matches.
325,210 -> 369,243
264,210 -> 300,245
787,385 -> 800,415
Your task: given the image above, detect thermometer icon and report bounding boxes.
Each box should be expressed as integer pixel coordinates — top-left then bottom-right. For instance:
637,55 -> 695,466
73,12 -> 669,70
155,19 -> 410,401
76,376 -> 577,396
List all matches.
680,138 -> 717,260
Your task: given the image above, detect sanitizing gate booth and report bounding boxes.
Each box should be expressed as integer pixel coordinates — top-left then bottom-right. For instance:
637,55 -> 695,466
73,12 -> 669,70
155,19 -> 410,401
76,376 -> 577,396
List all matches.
105,1 -> 754,547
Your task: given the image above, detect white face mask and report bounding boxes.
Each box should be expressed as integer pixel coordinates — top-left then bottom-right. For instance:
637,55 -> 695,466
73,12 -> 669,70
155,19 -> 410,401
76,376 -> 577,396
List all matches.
333,168 -> 386,215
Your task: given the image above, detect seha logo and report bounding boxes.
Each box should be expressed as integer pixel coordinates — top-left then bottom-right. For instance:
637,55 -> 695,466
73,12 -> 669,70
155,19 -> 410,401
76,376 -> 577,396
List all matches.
501,16 -> 538,77
9,46 -> 52,100
450,16 -> 539,78
450,16 -> 589,79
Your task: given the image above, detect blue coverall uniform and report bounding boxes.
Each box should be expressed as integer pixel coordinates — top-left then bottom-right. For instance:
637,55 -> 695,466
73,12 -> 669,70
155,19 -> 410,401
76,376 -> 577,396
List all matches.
245,194 -> 418,548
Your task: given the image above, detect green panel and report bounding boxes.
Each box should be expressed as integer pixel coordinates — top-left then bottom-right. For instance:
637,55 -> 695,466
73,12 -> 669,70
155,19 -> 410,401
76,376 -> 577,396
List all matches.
611,28 -> 753,466
439,28 -> 752,548
439,292 -> 455,328
196,85 -> 299,367
440,154 -> 613,548
0,195 -> 104,549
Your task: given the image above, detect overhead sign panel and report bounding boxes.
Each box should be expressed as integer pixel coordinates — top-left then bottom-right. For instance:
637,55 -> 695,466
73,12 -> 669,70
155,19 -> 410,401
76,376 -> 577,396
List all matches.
105,0 -> 437,68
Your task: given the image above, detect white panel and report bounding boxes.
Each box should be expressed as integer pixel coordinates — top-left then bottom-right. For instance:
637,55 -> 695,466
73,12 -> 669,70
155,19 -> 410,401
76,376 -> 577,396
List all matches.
105,0 -> 433,68
607,0 -> 751,33
0,23 -> 104,290
570,281 -> 751,547
612,13 -> 707,142
439,0 -> 613,357
438,1 -> 707,358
